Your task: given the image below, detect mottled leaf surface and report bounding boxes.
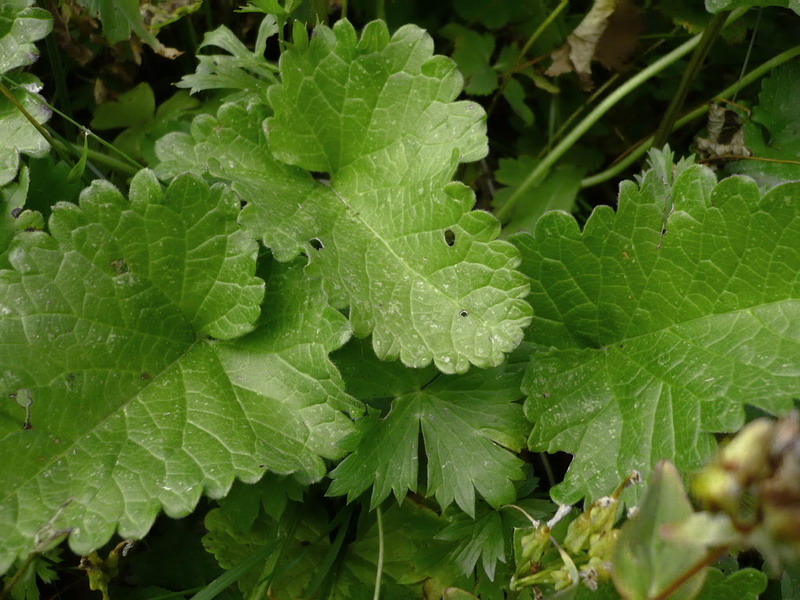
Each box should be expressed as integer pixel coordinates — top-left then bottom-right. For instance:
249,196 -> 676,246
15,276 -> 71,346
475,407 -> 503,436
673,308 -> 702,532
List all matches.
156,19 -> 532,374
515,163 -> 800,503
0,170 -> 360,571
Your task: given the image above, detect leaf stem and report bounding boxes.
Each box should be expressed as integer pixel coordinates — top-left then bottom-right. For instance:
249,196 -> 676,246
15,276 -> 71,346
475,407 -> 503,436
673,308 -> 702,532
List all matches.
495,33 -> 703,222
373,506 -> 384,600
1,73 -> 145,172
0,553 -> 37,600
580,42 -> 800,187
651,11 -> 729,149
649,547 -> 726,600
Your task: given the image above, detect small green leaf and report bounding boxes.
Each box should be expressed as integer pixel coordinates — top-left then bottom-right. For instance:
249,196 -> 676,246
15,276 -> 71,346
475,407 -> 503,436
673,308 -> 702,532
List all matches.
328,347 -> 529,514
613,460 -> 708,600
66,131 -> 88,183
0,74 -> 50,186
728,62 -> 800,187
502,76 -> 534,125
0,0 -> 51,74
693,567 -> 767,600
436,507 -> 506,580
176,19 -> 279,99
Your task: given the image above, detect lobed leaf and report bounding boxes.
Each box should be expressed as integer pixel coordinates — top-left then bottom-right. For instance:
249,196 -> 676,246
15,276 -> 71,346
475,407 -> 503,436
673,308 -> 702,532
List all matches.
514,162 -> 800,503
156,20 -> 532,374
0,170 -> 360,571
328,343 -> 529,514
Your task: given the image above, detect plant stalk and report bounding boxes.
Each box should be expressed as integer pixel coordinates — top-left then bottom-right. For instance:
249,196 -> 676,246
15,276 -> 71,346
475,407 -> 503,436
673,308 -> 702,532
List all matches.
373,506 -> 384,600
580,42 -> 800,187
652,11 -> 729,149
496,33 -> 703,222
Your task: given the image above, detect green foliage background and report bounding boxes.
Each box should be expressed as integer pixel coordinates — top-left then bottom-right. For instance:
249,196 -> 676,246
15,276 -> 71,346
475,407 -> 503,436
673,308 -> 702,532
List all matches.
1,1 -> 799,599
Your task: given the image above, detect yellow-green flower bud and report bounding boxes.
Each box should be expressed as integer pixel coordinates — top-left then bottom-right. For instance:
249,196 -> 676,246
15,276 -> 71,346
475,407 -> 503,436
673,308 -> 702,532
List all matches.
519,525 -> 551,564
693,464 -> 742,515
552,564 -> 574,590
719,418 -> 773,484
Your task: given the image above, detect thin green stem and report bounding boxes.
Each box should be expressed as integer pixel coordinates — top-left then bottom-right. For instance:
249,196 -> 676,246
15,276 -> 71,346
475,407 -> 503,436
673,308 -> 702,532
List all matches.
0,80 -> 56,147
341,0 -> 348,19
373,506 -> 384,600
496,33 -> 704,222
539,73 -> 619,158
652,11 -> 729,148
79,145 -> 139,176
1,73 -> 145,171
732,7 -> 762,104
0,554 -> 37,600
580,42 -> 800,188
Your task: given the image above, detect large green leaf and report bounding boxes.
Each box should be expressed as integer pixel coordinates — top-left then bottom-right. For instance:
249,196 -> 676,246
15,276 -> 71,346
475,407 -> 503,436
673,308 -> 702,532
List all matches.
155,20 -> 532,374
0,170 -> 361,571
328,343 -> 529,514
0,0 -> 51,74
514,160 -> 800,503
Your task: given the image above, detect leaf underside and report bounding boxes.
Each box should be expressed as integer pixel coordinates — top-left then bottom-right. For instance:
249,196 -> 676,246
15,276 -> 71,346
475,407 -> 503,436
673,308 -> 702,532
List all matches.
515,163 -> 800,503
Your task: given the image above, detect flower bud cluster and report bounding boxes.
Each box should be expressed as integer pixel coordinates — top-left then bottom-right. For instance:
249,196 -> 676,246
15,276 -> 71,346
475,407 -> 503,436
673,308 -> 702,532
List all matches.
693,411 -> 800,562
511,471 -> 640,594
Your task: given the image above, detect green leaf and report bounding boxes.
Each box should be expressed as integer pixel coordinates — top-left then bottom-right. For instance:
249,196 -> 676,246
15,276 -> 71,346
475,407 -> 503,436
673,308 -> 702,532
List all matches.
502,76 -> 534,125
328,347 -> 529,514
0,170 -> 361,571
440,24 -> 498,96
693,567 -> 767,600
176,17 -> 279,100
1,165 -> 30,267
157,20 -> 532,374
514,159 -> 800,503
91,83 -> 200,162
74,0 -> 163,49
705,0 -> 800,16
0,74 -> 50,186
436,507 -> 506,580
492,156 -> 585,234
613,461 -> 708,600
0,0 -> 51,74
728,62 -> 800,187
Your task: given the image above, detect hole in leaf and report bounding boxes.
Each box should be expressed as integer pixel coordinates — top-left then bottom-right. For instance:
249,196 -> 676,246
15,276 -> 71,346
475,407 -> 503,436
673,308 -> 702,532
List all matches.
459,310 -> 469,318
444,229 -> 456,246
309,238 -> 324,251
111,258 -> 129,275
